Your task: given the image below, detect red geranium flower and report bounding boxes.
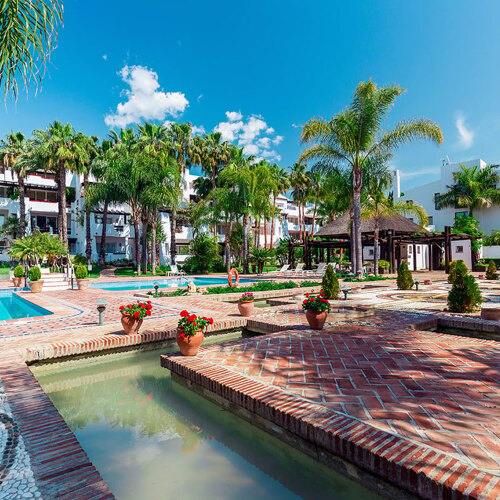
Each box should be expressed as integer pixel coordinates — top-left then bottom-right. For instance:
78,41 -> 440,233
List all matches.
147,300 -> 151,304
303,299 -> 308,304
119,305 -> 124,310
146,310 -> 151,316
133,311 -> 140,318
180,310 -> 189,317
209,318 -> 213,324
179,333 -> 185,340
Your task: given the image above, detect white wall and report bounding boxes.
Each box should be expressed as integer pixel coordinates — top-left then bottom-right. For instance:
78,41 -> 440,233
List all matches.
482,245 -> 500,259
451,239 -> 472,269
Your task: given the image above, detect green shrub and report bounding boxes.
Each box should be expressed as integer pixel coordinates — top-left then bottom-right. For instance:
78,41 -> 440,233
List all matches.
28,266 -> 41,282
397,260 -> 414,290
486,260 -> 497,280
448,260 -> 460,284
447,264 -> 482,312
378,259 -> 391,270
300,280 -> 321,287
74,265 -> 88,280
205,280 -> 299,295
13,265 -> 25,278
72,254 -> 87,265
183,234 -> 221,273
322,264 -> 339,299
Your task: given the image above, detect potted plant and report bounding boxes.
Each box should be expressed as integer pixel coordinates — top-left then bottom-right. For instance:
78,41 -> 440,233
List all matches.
74,265 -> 89,290
238,292 -> 255,316
302,291 -> 330,330
378,259 -> 391,274
119,301 -> 153,334
12,265 -> 25,288
177,310 -> 213,356
28,266 -> 43,293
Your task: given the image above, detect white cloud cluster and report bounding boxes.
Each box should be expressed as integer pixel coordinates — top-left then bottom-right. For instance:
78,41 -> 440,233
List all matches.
214,111 -> 283,161
105,65 -> 189,128
455,111 -> 474,150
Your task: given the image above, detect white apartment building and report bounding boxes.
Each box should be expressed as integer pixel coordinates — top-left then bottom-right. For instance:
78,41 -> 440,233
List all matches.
0,167 -> 319,264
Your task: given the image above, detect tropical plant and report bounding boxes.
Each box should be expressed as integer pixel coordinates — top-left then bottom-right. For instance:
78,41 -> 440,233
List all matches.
483,230 -> 500,246
0,215 -> 20,238
8,231 -> 66,265
0,0 -> 63,99
300,80 -> 443,275
435,164 -> 500,217
486,260 -> 497,280
177,310 -> 213,336
378,259 -> 390,270
447,262 -> 482,313
452,214 -> 484,259
183,233 -> 221,273
250,246 -> 275,274
0,131 -> 30,236
28,266 -> 41,281
397,260 -> 414,290
74,265 -> 88,280
322,264 -> 339,299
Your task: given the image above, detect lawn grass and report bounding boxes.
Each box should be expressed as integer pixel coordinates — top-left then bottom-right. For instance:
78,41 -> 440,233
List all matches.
0,268 -> 10,276
88,266 -> 105,278
113,267 -> 169,277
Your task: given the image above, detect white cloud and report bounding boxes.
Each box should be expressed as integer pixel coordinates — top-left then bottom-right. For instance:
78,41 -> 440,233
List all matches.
291,123 -> 302,128
191,125 -> 205,136
102,54 -> 108,61
455,112 -> 474,149
105,65 -> 189,128
213,111 -> 282,161
399,166 -> 440,180
197,94 -> 203,102
225,111 -> 243,122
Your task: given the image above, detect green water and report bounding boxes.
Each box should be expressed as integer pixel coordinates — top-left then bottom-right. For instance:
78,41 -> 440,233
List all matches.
33,335 -> 380,500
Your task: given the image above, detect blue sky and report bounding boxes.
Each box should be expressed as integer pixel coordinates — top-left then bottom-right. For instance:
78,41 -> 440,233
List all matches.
2,0 -> 500,189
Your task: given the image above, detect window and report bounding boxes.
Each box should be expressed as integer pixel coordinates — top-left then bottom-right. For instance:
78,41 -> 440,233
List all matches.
417,246 -> 421,254
408,246 -> 413,254
176,245 -> 190,255
428,216 -> 434,225
455,211 -> 469,219
434,193 -> 440,210
456,245 -> 464,253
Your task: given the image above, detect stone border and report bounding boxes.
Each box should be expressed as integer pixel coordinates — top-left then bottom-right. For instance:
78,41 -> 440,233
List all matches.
161,350 -> 500,500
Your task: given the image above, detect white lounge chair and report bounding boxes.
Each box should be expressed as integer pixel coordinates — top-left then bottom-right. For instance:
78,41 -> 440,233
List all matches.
170,264 -> 187,276
285,263 -> 305,275
268,264 -> 290,274
305,262 -> 327,276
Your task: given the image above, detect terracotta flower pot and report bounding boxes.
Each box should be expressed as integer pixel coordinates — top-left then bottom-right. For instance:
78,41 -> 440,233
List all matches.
28,280 -> 44,293
176,328 -> 204,356
479,274 -> 484,279
76,278 -> 89,290
12,277 -> 23,288
424,280 -> 432,285
121,313 -> 143,334
305,310 -> 328,330
238,300 -> 254,317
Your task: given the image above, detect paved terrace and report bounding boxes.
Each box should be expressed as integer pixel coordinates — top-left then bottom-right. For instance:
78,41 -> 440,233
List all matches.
0,273 -> 499,498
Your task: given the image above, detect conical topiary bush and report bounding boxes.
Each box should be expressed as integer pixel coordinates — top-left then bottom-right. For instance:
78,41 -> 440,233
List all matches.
486,260 -> 497,280
397,260 -> 414,290
322,264 -> 339,299
447,261 -> 482,313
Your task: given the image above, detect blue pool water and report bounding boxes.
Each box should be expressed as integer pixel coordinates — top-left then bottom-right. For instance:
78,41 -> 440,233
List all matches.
91,277 -> 252,292
0,290 -> 52,321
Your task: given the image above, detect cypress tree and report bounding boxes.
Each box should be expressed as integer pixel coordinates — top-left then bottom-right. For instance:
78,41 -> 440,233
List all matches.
322,264 -> 339,299
397,260 -> 414,290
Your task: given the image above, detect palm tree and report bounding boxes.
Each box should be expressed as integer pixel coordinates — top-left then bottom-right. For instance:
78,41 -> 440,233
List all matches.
363,176 -> 428,274
28,121 -> 88,249
300,80 -> 443,275
0,131 -> 30,236
192,132 -> 232,188
306,168 -> 328,237
268,164 -> 289,248
0,0 -> 63,99
435,164 -> 500,217
290,163 -> 308,242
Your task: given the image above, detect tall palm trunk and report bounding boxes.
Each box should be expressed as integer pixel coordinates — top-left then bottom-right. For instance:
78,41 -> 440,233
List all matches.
18,174 -> 26,237
133,218 -> 141,275
98,201 -> 108,266
264,219 -> 268,249
141,213 -> 149,275
225,222 -> 231,273
311,202 -> 317,237
352,166 -> 363,275
243,214 -> 250,274
57,161 -> 68,248
170,208 -> 177,265
270,196 -> 276,249
83,173 -> 92,265
151,209 -> 157,274
373,218 -> 380,276
297,204 -> 302,242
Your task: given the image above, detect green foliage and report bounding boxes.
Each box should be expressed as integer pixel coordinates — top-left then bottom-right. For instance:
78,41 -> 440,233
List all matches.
447,264 -> 482,313
344,275 -> 393,282
486,260 -> 497,280
9,231 -> 67,265
483,230 -> 500,247
205,280 -> 299,295
13,265 -> 24,278
74,265 -> 88,280
302,293 -> 330,313
397,260 -> 414,290
250,247 -> 275,274
72,254 -> 87,265
378,259 -> 391,269
28,266 -> 41,282
183,234 -> 222,273
452,215 -> 484,253
300,280 -> 322,287
448,260 -> 460,284
322,265 -> 339,299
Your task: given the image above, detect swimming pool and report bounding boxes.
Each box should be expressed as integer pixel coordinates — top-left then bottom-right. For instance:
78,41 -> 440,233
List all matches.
91,277 -> 253,292
0,290 -> 52,321
33,334 -> 379,500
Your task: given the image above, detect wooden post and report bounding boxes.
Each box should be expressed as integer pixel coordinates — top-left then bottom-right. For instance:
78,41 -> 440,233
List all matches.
413,244 -> 417,271
327,247 -> 331,263
444,226 -> 451,273
429,244 -> 433,271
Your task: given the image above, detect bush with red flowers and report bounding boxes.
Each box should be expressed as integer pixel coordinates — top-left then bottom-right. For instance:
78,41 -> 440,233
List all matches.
301,291 -> 330,313
178,310 -> 213,337
119,301 -> 153,319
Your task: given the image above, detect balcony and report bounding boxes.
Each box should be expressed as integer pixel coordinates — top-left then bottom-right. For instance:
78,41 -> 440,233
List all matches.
93,223 -> 131,238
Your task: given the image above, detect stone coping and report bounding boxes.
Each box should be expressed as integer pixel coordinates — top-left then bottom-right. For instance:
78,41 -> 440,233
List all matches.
161,347 -> 500,500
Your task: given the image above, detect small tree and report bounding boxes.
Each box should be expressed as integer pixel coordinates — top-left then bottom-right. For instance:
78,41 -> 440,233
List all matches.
448,263 -> 482,313
74,265 -> 88,280
486,260 -> 497,280
397,260 -> 414,290
322,264 -> 339,299
448,260 -> 459,284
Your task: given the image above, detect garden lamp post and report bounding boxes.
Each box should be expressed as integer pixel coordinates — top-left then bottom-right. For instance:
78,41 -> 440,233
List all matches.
414,279 -> 420,291
96,298 -> 108,325
154,282 -> 160,297
341,286 -> 350,300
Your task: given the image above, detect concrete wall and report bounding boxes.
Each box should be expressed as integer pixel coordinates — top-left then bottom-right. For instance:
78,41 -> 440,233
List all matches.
451,239 -> 472,269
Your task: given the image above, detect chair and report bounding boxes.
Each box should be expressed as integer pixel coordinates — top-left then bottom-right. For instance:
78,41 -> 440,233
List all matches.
170,264 -> 187,276
285,263 -> 305,275
258,264 -> 289,277
305,262 -> 327,277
